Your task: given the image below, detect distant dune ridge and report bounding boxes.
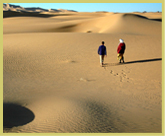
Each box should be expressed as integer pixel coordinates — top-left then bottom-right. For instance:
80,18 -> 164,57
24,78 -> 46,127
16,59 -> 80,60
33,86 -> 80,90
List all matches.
3,3 -> 77,15
3,3 -> 162,133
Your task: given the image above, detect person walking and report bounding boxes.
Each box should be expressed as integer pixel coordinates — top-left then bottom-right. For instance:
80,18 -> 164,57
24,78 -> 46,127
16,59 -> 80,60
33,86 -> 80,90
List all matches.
117,39 -> 126,63
98,41 -> 107,66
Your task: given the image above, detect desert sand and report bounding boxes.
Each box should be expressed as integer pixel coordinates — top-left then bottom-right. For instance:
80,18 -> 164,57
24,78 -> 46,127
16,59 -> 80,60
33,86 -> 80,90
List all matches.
3,7 -> 162,133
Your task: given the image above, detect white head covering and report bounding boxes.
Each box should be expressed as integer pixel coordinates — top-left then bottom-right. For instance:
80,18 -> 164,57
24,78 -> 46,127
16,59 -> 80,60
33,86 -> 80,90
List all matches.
119,39 -> 124,43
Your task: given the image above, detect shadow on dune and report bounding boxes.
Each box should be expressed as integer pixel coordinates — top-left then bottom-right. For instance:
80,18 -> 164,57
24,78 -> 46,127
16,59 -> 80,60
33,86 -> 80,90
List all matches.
104,58 -> 162,67
3,11 -> 74,18
124,13 -> 148,19
3,103 -> 35,128
51,24 -> 78,32
123,13 -> 162,22
81,101 -> 120,132
149,19 -> 162,22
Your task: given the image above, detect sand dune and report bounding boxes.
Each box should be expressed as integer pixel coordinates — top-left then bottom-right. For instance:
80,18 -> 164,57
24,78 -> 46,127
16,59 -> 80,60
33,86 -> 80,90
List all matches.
3,12 -> 161,35
3,10 -> 162,133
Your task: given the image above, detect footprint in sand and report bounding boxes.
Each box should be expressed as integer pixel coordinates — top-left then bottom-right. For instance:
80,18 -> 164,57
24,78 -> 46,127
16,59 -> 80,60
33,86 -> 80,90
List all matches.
60,59 -> 77,64
109,69 -> 131,83
78,78 -> 95,82
114,73 -> 118,76
65,60 -> 77,63
79,78 -> 88,82
110,70 -> 113,74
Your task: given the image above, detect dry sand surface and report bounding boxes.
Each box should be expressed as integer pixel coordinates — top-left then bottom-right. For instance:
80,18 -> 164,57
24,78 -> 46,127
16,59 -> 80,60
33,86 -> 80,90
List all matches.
3,11 -> 162,133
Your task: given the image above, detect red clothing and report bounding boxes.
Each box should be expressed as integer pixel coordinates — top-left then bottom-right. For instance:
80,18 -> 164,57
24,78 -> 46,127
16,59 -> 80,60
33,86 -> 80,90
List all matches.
117,43 -> 126,54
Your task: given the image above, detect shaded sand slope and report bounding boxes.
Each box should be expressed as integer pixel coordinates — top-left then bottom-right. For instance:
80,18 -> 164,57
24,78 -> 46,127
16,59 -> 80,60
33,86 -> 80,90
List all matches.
3,11 -> 55,18
133,12 -> 162,21
3,12 -> 162,133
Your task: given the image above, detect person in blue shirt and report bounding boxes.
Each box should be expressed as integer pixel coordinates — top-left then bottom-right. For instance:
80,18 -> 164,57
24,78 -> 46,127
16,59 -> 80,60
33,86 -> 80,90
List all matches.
98,41 -> 107,66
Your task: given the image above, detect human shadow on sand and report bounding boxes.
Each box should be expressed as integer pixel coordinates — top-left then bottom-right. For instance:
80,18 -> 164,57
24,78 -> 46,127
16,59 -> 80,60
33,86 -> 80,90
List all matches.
124,58 -> 162,64
3,103 -> 35,128
103,58 -> 162,67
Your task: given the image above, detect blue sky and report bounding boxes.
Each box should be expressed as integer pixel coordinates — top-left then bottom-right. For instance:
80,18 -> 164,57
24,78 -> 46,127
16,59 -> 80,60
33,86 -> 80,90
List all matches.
8,3 -> 162,12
